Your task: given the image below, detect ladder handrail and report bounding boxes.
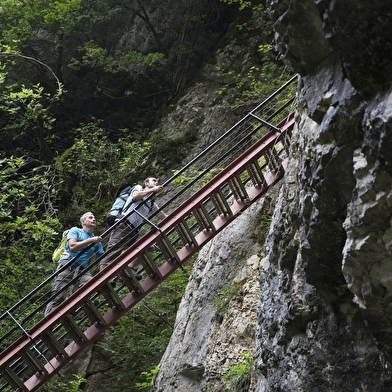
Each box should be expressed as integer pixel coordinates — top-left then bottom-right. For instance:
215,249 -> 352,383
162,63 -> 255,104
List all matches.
0,78 -> 297,392
0,73 -> 297,331
0,112 -> 294,375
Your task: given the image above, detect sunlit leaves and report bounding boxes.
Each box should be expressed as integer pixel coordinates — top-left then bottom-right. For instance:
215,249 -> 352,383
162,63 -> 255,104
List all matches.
0,156 -> 61,311
68,40 -> 166,74
54,119 -> 150,212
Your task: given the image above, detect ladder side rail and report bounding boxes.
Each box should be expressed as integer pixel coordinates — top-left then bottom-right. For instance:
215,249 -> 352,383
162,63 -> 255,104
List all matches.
0,84 -> 296,346
28,171 -> 290,391
156,116 -> 270,215
1,118 -> 294,371
159,74 -> 297,192
248,74 -> 297,117
2,115 -> 296,392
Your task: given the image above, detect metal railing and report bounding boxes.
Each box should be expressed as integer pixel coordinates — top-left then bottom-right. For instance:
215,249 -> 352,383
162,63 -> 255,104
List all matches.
0,74 -> 297,392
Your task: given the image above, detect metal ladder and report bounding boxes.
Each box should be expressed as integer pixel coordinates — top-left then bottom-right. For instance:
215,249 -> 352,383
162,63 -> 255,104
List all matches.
0,76 -> 297,392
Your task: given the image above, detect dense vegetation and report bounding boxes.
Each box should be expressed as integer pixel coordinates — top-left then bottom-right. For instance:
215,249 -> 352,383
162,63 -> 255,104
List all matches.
0,0 -> 291,389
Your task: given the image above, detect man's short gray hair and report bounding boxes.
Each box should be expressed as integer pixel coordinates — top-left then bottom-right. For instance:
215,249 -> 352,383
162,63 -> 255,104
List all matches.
142,177 -> 151,189
80,211 -> 93,225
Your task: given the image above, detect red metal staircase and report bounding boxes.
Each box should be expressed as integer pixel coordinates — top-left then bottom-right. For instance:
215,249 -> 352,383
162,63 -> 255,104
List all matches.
0,75 -> 297,391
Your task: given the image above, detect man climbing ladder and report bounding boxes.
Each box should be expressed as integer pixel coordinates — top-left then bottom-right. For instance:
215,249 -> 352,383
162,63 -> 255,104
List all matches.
100,177 -> 167,279
45,212 -> 104,315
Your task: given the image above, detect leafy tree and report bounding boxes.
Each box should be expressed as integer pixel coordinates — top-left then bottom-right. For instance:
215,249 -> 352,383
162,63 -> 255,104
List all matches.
41,374 -> 87,392
0,0 -> 149,152
135,366 -> 159,391
53,119 -> 150,226
0,156 -> 61,311
0,47 -> 63,161
0,0 -> 236,148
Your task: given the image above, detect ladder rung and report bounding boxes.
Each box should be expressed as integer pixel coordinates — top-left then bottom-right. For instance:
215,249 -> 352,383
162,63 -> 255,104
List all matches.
61,315 -> 87,343
193,204 -> 215,231
41,330 -> 68,359
176,221 -> 197,246
136,252 -> 162,278
1,365 -> 27,391
118,266 -> 145,290
265,147 -> 282,172
229,175 -> 248,200
248,161 -> 267,188
211,190 -> 233,217
156,236 -> 180,263
81,299 -> 106,326
22,350 -> 47,375
99,284 -> 125,310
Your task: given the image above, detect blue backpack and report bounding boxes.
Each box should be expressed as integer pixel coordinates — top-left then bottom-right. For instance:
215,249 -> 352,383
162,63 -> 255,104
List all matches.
105,185 -> 135,225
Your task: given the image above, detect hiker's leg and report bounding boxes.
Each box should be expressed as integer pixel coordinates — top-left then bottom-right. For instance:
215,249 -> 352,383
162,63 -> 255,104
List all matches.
77,270 -> 93,287
99,223 -> 128,271
100,223 -> 137,271
45,266 -> 73,316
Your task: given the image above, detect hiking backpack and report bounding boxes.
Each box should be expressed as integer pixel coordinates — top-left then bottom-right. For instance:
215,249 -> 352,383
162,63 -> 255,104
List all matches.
52,228 -> 82,262
105,185 -> 135,226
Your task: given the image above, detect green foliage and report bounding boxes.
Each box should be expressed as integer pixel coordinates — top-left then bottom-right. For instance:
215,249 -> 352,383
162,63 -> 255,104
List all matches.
40,374 -> 87,392
219,0 -> 267,32
0,0 -> 171,149
216,57 -> 293,108
0,0 -> 223,133
1,82 -> 58,128
69,41 -> 167,74
221,351 -> 253,392
220,0 -> 252,12
171,166 -> 223,191
135,366 -> 159,391
0,55 -> 63,160
216,0 -> 294,107
0,156 -> 61,311
213,280 -> 246,321
55,119 -> 150,219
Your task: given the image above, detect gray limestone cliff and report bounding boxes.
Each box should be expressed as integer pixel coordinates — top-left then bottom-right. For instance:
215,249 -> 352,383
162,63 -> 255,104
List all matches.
57,1 -> 392,390
153,0 -> 392,391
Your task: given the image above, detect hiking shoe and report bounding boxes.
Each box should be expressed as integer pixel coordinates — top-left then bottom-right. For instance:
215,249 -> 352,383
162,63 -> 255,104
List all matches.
148,243 -> 160,253
109,277 -> 118,288
130,266 -> 142,281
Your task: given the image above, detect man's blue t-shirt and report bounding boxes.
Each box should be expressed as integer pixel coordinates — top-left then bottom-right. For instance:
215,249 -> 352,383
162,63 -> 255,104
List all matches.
65,227 -> 104,269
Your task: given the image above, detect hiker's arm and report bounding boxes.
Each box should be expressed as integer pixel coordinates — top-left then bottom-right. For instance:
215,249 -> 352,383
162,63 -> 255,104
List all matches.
69,236 -> 102,251
132,185 -> 164,201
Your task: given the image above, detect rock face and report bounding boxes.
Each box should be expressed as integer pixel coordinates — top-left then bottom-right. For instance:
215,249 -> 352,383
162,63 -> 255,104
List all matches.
153,0 -> 392,391
59,1 -> 392,390
153,196 -> 275,392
